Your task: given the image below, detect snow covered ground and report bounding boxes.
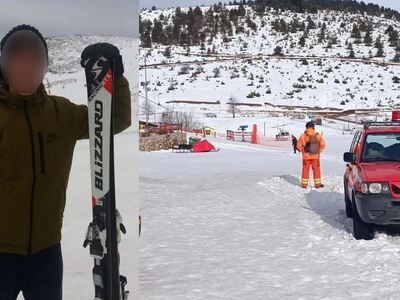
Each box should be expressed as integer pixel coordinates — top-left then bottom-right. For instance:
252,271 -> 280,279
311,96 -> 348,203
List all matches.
140,56 -> 400,113
139,120 -> 400,299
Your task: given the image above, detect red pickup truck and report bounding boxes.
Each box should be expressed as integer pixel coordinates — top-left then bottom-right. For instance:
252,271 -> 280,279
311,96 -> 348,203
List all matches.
344,120 -> 400,240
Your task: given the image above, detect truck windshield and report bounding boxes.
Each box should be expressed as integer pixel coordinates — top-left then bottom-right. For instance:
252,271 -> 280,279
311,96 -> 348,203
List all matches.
362,133 -> 400,162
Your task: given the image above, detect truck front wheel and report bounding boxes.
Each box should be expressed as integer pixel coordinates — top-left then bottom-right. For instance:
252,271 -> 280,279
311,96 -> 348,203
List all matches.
344,181 -> 352,218
352,194 -> 374,240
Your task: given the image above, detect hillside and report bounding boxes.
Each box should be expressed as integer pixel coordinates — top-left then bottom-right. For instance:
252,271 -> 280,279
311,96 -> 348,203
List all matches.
138,2 -> 400,119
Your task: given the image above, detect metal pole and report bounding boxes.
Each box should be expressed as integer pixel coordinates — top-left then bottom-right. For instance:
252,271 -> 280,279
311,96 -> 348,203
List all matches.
264,122 -> 266,137
273,95 -> 276,113
362,97 -> 364,122
144,54 -> 149,126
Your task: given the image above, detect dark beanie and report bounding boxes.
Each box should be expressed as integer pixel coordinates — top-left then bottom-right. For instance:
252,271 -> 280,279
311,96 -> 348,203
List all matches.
1,24 -> 48,57
306,121 -> 315,129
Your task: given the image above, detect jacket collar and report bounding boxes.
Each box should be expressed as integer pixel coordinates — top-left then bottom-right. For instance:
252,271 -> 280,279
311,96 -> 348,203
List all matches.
0,80 -> 47,109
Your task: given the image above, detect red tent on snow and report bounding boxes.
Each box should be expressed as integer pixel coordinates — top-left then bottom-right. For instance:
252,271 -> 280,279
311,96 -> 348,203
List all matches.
191,139 -> 218,153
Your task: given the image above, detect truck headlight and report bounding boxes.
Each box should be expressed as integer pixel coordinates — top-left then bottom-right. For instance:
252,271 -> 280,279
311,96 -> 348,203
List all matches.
361,183 -> 390,194
369,183 -> 382,194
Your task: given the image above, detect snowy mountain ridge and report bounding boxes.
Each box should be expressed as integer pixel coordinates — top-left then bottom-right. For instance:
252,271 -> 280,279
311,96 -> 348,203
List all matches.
138,3 -> 400,117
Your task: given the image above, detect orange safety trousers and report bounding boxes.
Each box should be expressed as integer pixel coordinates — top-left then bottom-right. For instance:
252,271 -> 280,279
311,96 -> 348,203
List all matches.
301,159 -> 322,188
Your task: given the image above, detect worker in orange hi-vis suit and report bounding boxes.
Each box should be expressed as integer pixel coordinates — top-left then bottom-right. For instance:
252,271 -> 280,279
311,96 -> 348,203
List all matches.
297,121 -> 326,188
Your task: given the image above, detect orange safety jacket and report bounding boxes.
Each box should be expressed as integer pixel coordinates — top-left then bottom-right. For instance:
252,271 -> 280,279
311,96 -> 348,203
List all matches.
297,128 -> 326,160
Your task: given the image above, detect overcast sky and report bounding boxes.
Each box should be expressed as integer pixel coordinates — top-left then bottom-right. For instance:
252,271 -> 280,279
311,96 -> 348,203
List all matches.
139,0 -> 400,10
365,0 -> 400,11
0,0 -> 138,38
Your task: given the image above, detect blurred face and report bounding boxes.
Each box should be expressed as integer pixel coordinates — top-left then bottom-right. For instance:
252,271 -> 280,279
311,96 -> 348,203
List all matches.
4,50 -> 47,96
1,32 -> 47,96
306,127 -> 315,135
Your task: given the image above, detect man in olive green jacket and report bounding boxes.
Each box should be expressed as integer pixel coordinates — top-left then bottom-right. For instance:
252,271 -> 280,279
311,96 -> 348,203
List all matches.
0,25 -> 131,300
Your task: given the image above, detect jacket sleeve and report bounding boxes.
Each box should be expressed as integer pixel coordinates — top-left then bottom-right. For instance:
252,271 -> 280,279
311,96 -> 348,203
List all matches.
297,135 -> 304,153
319,134 -> 326,153
70,75 -> 132,140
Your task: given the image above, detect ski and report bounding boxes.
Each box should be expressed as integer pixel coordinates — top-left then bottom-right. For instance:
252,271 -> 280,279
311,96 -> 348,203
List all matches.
82,55 -> 128,300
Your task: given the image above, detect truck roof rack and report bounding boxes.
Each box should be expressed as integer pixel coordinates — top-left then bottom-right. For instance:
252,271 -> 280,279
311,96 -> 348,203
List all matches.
363,121 -> 400,129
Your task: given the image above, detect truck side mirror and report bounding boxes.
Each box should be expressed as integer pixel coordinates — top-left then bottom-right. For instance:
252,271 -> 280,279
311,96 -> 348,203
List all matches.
343,152 -> 357,164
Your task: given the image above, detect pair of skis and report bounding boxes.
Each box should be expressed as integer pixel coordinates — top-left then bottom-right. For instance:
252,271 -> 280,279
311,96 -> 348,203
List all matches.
82,56 -> 128,300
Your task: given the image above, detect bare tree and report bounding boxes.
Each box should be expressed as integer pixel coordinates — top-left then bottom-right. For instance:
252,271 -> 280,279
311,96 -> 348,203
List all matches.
159,110 -> 202,129
141,98 -> 155,120
160,111 -> 175,124
228,96 -> 240,118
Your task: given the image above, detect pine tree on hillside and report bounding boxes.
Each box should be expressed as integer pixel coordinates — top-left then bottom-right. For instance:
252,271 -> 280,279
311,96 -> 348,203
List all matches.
273,45 -> 283,55
204,7 -> 216,38
186,7 -> 195,43
364,29 -> 373,46
299,34 -> 307,47
351,24 -> 361,39
306,16 -> 316,30
140,18 -> 153,48
385,25 -> 394,35
229,8 -> 239,26
172,23 -> 182,45
191,6 -> 205,45
375,36 -> 385,57
376,46 -> 385,57
375,35 -> 383,46
247,17 -> 257,31
318,23 -> 326,43
388,30 -> 399,47
359,20 -> 372,32
348,43 -> 355,58
152,20 -> 163,44
219,11 -> 231,34
238,3 -> 246,16
272,19 -> 288,33
393,45 -> 400,62
164,46 -> 172,58
300,21 -> 306,32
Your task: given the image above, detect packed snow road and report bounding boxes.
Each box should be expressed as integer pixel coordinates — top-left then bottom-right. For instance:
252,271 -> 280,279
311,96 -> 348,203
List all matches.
140,134 -> 400,300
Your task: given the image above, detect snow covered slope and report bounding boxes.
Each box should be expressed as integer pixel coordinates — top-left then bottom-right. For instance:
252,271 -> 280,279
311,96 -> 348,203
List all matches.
139,5 -> 400,116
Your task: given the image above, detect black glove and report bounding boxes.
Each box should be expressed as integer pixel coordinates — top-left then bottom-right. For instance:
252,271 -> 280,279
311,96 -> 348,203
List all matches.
81,43 -> 124,76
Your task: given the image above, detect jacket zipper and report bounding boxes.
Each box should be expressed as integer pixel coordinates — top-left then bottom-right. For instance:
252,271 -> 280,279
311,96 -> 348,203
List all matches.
38,132 -> 45,175
23,102 -> 36,255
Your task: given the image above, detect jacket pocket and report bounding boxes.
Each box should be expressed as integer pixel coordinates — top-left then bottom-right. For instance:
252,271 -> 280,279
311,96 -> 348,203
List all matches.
38,132 -> 45,175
